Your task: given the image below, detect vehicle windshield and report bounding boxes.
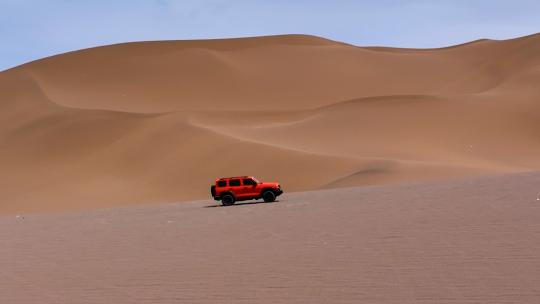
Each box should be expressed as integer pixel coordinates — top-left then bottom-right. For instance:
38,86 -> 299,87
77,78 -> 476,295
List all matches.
251,177 -> 260,184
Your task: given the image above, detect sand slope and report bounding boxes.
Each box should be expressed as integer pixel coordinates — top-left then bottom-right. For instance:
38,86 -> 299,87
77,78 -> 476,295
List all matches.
2,172 -> 540,303
1,34 -> 540,213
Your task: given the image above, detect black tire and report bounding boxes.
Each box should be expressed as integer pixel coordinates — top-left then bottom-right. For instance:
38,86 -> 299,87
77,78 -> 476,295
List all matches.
262,190 -> 276,203
221,194 -> 235,206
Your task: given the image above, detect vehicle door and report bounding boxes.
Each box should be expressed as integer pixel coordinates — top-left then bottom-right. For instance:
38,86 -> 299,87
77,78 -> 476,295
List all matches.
228,179 -> 244,198
242,178 -> 258,197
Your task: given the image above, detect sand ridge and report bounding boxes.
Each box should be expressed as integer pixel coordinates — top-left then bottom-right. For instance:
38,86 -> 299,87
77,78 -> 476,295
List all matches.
1,33 -> 540,213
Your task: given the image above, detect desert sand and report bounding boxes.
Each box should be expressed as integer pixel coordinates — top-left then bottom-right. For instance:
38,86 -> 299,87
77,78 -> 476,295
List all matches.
2,33 -> 540,303
2,172 -> 540,303
1,33 -> 540,213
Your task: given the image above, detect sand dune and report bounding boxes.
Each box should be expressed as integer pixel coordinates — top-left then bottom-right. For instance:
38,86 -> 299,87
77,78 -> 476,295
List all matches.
1,33 -> 540,213
2,172 -> 540,303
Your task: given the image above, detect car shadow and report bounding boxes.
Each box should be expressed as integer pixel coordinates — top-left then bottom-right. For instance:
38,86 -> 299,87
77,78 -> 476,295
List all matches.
204,200 -> 280,208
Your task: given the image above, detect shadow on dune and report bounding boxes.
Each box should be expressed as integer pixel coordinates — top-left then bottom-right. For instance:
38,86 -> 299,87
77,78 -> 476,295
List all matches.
203,200 -> 280,208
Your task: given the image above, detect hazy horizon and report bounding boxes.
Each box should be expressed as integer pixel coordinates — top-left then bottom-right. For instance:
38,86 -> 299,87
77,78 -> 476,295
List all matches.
1,0 -> 540,71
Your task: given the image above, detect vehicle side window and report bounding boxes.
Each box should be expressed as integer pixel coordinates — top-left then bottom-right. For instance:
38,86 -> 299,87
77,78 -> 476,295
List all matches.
243,179 -> 256,186
217,180 -> 227,187
229,179 -> 241,187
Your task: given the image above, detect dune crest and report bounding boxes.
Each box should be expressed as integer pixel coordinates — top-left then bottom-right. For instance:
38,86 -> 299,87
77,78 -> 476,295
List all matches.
1,33 -> 540,213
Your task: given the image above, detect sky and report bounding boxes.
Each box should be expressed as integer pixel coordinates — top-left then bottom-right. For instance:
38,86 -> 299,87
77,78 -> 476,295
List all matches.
1,0 -> 540,71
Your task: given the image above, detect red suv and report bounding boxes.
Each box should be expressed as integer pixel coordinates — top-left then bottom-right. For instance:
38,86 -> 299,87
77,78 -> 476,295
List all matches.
210,176 -> 283,206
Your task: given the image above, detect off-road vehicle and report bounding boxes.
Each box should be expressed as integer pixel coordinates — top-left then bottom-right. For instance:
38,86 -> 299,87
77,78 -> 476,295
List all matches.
210,176 -> 283,206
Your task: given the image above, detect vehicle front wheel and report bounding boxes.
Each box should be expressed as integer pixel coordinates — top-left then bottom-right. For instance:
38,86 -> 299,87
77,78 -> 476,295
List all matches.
221,194 -> 235,206
262,190 -> 276,203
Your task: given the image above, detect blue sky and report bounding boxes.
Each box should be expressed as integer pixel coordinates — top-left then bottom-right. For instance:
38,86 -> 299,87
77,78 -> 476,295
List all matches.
1,0 -> 539,71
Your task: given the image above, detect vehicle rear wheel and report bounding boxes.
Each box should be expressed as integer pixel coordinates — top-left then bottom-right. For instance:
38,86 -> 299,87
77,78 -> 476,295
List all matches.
262,190 -> 276,203
221,194 -> 235,206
